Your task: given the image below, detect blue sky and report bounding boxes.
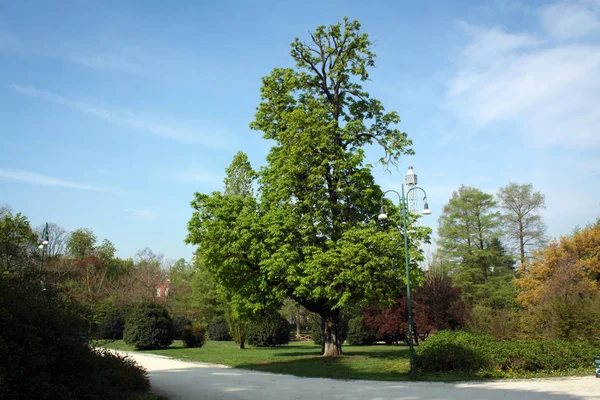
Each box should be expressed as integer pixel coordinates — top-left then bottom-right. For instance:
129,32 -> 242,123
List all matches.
1,0 -> 599,262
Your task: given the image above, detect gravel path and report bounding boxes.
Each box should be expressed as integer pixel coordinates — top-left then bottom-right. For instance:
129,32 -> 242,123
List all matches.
117,351 -> 600,400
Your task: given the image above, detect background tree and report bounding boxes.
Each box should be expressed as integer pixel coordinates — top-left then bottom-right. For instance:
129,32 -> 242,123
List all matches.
497,182 -> 547,266
189,256 -> 221,324
67,228 -> 97,259
36,222 -> 69,257
0,209 -> 37,270
188,19 -> 429,356
224,151 -> 257,197
280,298 -> 312,339
437,186 -> 508,304
515,219 -> 600,339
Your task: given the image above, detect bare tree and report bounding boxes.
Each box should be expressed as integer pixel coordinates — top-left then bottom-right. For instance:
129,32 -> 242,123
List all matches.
36,223 -> 69,257
497,182 -> 547,266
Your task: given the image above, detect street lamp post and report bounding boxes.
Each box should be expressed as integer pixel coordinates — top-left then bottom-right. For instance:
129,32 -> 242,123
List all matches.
38,222 -> 49,290
378,184 -> 431,377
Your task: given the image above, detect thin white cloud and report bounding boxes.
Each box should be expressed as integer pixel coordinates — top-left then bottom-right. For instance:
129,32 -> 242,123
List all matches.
130,209 -> 159,219
540,0 -> 600,40
12,85 -> 234,149
447,1 -> 600,148
0,168 -> 121,193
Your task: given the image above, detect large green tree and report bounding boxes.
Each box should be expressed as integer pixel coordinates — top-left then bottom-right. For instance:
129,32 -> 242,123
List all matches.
437,186 -> 511,304
497,182 -> 547,266
187,19 -> 429,356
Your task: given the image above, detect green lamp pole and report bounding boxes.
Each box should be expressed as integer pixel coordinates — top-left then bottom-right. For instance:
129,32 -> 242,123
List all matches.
38,222 -> 49,290
378,185 -> 431,377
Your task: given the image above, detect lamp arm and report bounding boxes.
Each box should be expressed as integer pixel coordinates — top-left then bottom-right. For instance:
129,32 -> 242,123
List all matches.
405,186 -> 428,202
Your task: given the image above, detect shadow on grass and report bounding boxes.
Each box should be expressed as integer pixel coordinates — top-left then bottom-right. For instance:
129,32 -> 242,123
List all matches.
235,356 -> 414,381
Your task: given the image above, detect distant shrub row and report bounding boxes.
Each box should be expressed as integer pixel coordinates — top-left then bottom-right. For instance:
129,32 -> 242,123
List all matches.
99,308 -> 290,349
415,330 -> 600,376
98,304 -> 205,349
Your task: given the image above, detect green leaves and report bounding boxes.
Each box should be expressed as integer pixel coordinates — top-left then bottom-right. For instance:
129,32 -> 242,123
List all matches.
187,19 -> 429,354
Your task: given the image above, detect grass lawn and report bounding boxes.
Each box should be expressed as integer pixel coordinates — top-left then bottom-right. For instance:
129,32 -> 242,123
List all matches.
100,340 -> 480,381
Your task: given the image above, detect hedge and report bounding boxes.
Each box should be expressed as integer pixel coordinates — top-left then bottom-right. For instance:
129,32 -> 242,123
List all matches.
415,330 -> 600,376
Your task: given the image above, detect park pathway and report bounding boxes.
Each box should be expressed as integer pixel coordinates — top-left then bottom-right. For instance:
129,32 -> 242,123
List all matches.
118,351 -> 600,400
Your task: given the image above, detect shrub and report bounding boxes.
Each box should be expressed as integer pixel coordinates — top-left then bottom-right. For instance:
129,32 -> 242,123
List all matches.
92,348 -> 150,394
123,303 -> 174,350
247,313 -> 290,347
415,330 -> 493,372
173,316 -> 193,340
347,317 -> 377,345
97,309 -> 126,340
0,270 -> 150,399
182,325 -> 207,348
416,330 -> 600,376
208,316 -> 232,341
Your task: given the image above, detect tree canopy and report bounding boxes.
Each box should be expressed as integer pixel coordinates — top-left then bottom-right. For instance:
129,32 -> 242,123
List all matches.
187,18 -> 430,356
437,186 -> 513,304
497,182 -> 547,266
515,219 -> 600,339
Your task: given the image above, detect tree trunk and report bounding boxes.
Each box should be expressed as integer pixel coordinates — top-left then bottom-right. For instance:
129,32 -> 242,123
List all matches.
295,318 -> 301,340
519,220 -> 525,266
321,309 -> 342,356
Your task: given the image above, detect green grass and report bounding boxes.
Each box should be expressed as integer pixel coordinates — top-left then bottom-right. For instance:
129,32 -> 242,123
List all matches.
100,340 -> 484,381
99,340 -> 594,382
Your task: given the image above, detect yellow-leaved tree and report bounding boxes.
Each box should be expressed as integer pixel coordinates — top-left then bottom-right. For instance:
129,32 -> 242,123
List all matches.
515,219 -> 600,340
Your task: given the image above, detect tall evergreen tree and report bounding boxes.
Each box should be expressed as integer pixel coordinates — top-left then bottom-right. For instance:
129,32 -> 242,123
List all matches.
437,186 -> 505,303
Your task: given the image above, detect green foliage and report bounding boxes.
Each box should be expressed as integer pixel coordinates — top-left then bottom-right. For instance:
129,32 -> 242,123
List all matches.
67,228 -> 97,259
187,19 -> 430,356
91,348 -> 151,396
0,208 -> 38,270
123,303 -> 174,350
182,325 -> 207,348
247,312 -> 290,347
437,186 -> 515,305
97,309 -> 126,340
416,330 -> 600,376
0,270 -> 150,399
415,331 -> 492,372
189,257 -> 222,324
466,305 -> 521,340
224,151 -> 258,197
347,317 -> 377,345
311,318 -> 323,345
172,316 -> 192,340
207,316 -> 232,341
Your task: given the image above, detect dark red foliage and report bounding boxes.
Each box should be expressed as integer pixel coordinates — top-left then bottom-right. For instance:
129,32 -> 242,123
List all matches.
363,274 -> 467,344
